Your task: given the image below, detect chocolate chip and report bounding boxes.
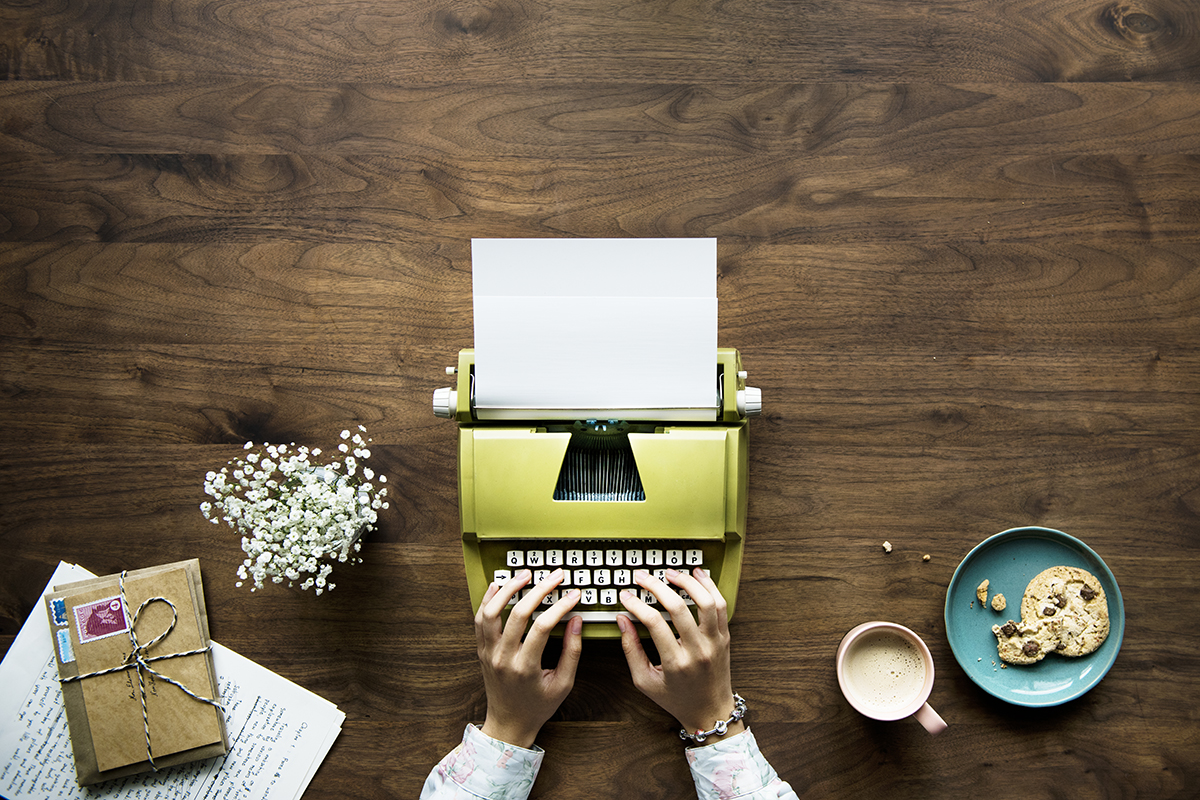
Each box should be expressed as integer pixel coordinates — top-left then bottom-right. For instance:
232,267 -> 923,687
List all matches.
1022,641 -> 1040,656
1055,593 -> 1066,608
1001,621 -> 1017,637
1080,584 -> 1096,601
1043,606 -> 1057,616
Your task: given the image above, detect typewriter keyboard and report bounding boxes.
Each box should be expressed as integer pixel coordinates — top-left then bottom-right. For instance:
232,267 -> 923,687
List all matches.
487,542 -> 720,624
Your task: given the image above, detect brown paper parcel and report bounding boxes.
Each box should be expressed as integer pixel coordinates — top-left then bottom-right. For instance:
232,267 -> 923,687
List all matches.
45,559 -> 228,785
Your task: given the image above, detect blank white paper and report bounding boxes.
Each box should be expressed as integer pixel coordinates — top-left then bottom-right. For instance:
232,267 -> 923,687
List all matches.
471,238 -> 718,421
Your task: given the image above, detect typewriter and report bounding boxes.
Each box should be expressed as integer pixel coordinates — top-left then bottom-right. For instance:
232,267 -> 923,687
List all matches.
432,238 -> 762,638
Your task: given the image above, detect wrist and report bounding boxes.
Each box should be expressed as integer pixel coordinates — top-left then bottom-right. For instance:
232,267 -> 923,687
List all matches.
684,719 -> 745,746
677,693 -> 747,745
480,714 -> 540,749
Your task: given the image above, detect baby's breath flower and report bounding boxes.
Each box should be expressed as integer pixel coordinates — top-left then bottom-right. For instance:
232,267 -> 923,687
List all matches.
201,427 -> 389,596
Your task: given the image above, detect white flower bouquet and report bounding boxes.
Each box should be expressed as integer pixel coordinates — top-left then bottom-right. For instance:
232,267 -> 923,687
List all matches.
201,426 -> 389,595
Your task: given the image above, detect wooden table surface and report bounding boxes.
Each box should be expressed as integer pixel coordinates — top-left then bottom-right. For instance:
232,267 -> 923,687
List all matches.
2,1 -> 1199,798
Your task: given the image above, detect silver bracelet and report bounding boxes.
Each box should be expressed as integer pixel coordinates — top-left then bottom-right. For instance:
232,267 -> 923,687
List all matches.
678,693 -> 747,744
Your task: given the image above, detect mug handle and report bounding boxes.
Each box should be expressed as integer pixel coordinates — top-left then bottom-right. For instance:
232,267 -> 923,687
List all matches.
913,702 -> 947,735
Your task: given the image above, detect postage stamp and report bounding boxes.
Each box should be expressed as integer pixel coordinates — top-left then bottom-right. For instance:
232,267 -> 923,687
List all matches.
73,595 -> 129,644
56,628 -> 76,663
51,598 -> 68,627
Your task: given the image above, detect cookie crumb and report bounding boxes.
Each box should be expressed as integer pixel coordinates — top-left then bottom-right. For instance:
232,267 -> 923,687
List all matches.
991,593 -> 1006,612
976,579 -> 989,604
882,541 -> 892,553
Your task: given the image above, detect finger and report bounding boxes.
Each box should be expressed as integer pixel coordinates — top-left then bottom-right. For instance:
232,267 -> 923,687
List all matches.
488,570 -> 552,660
539,583 -> 582,631
480,580 -> 500,609
664,568 -> 720,635
620,582 -> 680,658
551,614 -> 585,692
520,582 -> 580,656
691,567 -> 729,633
477,570 -> 530,644
475,582 -> 500,647
616,613 -> 660,693
633,570 -> 698,644
482,569 -> 531,619
476,580 -> 500,625
503,568 -> 565,637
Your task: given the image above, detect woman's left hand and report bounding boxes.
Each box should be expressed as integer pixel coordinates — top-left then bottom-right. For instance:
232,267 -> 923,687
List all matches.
476,568 -> 584,748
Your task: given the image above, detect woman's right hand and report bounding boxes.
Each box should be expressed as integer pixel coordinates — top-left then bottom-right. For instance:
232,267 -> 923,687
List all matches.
617,567 -> 745,743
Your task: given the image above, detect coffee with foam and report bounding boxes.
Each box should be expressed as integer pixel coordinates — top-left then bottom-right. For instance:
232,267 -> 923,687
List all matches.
843,630 -> 926,711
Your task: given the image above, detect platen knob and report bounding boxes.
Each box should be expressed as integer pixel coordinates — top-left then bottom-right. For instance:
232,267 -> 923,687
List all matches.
432,386 -> 457,418
738,386 -> 762,417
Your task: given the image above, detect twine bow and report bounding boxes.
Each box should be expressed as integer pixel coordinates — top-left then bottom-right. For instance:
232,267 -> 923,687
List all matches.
60,571 -> 223,772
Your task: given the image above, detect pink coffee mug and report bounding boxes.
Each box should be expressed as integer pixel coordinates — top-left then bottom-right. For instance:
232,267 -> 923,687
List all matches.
836,621 -> 947,735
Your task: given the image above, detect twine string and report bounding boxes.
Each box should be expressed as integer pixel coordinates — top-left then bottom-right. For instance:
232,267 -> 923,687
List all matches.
60,571 -> 223,772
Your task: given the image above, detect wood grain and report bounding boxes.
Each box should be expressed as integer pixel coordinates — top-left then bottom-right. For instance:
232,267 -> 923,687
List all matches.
3,0 -> 1200,798
4,82 -> 1200,157
3,0 -> 1199,82
2,151 -> 1199,243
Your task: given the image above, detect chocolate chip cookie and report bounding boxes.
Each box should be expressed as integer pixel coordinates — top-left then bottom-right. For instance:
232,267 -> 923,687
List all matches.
1020,566 -> 1109,657
991,565 -> 1109,665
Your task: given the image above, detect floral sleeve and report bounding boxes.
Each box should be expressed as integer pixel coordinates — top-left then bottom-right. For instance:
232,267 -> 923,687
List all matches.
421,724 -> 544,800
685,729 -> 800,800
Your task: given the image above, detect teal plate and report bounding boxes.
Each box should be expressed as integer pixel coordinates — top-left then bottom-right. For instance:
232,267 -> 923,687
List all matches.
945,527 -> 1124,707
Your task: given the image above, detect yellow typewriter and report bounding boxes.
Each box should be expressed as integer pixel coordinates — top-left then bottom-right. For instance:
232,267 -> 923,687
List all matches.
432,238 -> 762,638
